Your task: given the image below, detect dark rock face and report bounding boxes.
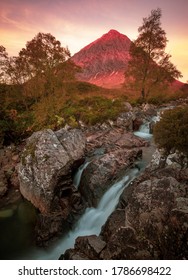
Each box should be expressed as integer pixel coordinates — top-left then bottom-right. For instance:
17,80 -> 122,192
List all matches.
63,155 -> 188,260
14,107 -> 150,246
61,235 -> 106,260
19,128 -> 85,214
85,128 -> 148,155
79,149 -> 141,207
35,213 -> 70,246
18,128 -> 86,244
101,166 -> 188,260
80,128 -> 147,207
0,145 -> 21,208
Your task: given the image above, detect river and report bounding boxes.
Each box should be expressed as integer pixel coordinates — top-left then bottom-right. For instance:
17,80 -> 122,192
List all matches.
0,117 -> 156,260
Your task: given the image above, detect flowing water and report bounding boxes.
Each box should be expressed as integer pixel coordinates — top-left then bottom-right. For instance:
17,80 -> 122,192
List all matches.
0,117 -> 157,260
28,120 -> 155,260
134,121 -> 152,139
73,161 -> 90,188
28,168 -> 139,260
133,115 -> 160,139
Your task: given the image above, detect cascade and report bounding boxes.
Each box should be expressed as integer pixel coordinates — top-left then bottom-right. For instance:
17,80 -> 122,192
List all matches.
134,121 -> 151,138
31,168 -> 139,260
73,161 -> 90,188
134,114 -> 160,139
1,114 -> 160,260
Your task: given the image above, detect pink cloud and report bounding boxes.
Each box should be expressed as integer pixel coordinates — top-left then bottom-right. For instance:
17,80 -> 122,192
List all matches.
0,0 -> 187,82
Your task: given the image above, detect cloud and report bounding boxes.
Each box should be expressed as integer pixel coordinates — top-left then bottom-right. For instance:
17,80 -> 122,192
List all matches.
0,0 -> 187,81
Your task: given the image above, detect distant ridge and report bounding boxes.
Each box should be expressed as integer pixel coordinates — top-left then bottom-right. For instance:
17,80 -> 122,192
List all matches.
71,29 -> 131,88
71,29 -> 184,90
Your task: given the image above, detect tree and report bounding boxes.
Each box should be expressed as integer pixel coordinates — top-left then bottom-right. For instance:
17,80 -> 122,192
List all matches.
126,8 -> 182,100
153,106 -> 188,157
18,33 -> 71,97
2,33 -> 76,111
0,45 -> 8,83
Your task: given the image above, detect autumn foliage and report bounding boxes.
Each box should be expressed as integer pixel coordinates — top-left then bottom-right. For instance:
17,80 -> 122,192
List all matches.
153,106 -> 188,156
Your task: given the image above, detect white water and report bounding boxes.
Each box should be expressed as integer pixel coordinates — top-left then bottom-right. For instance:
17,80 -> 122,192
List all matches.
134,121 -> 152,139
29,168 -> 139,260
134,115 -> 160,139
73,161 -> 90,188
26,116 -> 158,260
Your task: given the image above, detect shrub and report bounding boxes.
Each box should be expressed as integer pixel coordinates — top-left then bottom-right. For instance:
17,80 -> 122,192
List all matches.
0,108 -> 34,145
61,96 -> 125,126
153,106 -> 188,156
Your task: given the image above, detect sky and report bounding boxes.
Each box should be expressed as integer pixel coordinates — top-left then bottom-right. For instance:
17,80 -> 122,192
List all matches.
0,0 -> 188,82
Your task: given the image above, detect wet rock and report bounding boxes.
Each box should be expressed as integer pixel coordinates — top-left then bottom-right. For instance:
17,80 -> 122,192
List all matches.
116,111 -> 135,131
150,149 -> 188,170
75,235 -> 106,258
133,118 -> 143,131
79,128 -> 149,207
61,249 -> 90,260
79,148 -> 142,206
149,120 -> 156,134
100,166 -> 188,259
35,213 -> 70,246
100,227 -> 141,260
142,103 -> 157,116
0,145 -> 21,208
64,160 -> 188,260
101,209 -> 125,240
63,235 -> 106,260
0,182 -> 8,198
19,128 -> 86,214
85,128 -> 148,156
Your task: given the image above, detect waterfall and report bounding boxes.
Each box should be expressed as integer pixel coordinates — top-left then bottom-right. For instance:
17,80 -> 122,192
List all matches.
73,161 -> 90,188
1,108 -> 167,260
30,168 -> 139,260
134,115 -> 160,139
134,121 -> 152,138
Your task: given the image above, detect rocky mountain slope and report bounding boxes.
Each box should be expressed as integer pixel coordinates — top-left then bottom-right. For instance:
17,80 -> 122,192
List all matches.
71,29 -> 184,90
71,29 -> 131,88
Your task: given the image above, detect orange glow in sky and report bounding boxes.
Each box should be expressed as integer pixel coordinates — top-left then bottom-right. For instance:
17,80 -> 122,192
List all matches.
1,0 -> 188,82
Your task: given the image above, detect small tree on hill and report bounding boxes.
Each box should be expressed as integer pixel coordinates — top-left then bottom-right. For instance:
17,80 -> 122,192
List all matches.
18,33 -> 71,97
0,45 -> 8,83
153,106 -> 188,157
126,8 -> 182,100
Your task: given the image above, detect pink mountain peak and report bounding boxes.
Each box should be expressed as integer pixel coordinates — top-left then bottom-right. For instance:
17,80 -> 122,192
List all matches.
78,29 -> 131,53
71,30 -> 132,88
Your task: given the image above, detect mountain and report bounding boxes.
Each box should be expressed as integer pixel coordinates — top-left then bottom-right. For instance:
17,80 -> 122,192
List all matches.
71,29 -> 131,88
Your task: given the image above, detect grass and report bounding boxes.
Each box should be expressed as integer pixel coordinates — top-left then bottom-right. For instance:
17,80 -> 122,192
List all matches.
0,80 -> 187,145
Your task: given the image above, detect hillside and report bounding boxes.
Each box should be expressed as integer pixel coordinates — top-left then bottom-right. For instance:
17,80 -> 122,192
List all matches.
71,29 -> 131,88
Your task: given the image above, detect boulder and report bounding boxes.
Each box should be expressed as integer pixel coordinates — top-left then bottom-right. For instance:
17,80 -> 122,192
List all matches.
63,156 -> 188,259
85,128 -> 148,155
80,129 -> 147,206
19,128 -> 86,214
0,182 -> 8,198
79,148 -> 142,207
142,103 -> 157,116
133,118 -> 143,131
100,166 -> 188,259
0,145 -> 22,208
115,111 -> 135,131
150,149 -> 188,170
35,213 -> 70,246
62,235 -> 106,260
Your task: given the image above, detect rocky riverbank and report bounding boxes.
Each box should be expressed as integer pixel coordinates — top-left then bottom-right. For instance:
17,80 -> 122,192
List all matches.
18,125 -> 148,245
0,144 -> 22,209
62,149 -> 188,260
0,100 -> 188,257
